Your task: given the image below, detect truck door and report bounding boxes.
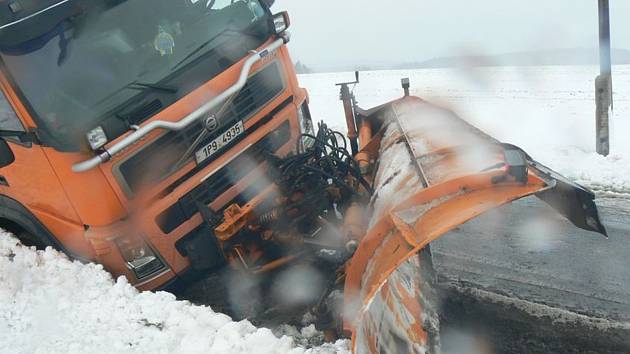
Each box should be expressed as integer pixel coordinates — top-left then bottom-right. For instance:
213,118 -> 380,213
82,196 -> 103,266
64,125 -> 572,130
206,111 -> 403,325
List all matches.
0,88 -> 93,258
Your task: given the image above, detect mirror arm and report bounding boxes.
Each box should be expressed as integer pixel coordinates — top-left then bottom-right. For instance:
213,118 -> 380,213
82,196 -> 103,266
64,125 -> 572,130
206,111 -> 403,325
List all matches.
0,130 -> 39,144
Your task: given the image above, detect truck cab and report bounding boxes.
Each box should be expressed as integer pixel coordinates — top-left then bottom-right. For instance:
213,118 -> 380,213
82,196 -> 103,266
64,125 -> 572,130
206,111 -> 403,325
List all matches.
0,0 -> 311,290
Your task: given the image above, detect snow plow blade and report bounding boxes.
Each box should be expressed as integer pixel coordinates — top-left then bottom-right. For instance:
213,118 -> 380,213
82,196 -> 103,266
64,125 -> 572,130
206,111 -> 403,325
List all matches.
343,96 -> 607,353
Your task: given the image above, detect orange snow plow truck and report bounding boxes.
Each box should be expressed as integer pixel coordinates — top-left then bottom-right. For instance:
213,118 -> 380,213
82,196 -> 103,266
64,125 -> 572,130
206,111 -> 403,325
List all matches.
0,1 -> 606,353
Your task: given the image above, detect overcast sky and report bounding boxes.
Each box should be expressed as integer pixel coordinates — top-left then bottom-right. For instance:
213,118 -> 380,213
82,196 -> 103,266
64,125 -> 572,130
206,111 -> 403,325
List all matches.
272,0 -> 630,69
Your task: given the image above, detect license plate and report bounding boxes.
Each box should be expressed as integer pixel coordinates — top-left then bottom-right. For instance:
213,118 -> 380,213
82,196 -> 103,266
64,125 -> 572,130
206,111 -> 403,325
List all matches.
195,121 -> 244,164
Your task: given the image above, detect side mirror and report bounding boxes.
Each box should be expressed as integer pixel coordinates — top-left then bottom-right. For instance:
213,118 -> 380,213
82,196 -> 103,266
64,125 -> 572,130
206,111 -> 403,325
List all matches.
0,139 -> 15,168
272,12 -> 290,34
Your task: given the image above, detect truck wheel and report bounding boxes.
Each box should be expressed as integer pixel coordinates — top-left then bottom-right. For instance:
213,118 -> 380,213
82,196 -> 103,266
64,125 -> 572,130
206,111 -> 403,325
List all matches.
16,229 -> 54,250
0,219 -> 53,250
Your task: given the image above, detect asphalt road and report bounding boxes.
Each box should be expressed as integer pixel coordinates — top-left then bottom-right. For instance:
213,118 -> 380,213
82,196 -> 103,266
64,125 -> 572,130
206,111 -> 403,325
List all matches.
431,195 -> 630,353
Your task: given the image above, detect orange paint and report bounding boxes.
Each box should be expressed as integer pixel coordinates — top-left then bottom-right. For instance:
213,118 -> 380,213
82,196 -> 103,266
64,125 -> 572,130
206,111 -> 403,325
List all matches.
345,97 -> 561,353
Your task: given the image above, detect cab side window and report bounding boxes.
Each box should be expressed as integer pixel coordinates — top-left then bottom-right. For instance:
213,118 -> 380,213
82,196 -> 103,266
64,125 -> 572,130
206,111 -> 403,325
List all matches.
0,91 -> 23,132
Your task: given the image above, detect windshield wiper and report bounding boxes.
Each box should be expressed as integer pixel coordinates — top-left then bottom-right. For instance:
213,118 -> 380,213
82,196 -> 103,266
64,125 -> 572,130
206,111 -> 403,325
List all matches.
112,82 -> 178,128
171,28 -> 246,71
125,81 -> 178,94
95,80 -> 178,109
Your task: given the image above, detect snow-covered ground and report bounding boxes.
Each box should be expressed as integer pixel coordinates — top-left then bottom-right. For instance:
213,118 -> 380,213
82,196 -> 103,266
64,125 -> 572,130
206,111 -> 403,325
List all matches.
299,65 -> 630,194
0,232 -> 350,354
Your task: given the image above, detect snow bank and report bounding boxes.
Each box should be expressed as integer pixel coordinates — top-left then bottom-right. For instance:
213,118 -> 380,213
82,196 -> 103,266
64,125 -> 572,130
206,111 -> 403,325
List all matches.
0,232 -> 350,354
299,65 -> 630,194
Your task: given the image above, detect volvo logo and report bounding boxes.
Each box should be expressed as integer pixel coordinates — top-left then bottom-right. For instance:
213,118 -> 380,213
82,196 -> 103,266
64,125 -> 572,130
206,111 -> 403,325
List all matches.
204,114 -> 219,132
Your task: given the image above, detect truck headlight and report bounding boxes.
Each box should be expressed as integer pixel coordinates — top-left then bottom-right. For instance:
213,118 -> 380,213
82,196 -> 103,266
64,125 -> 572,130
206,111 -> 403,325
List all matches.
86,126 -> 108,151
115,236 -> 166,280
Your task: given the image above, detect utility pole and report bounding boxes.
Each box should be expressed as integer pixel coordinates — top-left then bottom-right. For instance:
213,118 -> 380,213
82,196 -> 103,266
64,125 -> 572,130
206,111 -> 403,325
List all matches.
595,0 -> 612,156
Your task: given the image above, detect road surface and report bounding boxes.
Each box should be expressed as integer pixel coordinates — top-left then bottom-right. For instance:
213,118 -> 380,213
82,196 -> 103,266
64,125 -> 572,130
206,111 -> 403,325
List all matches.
432,195 -> 630,353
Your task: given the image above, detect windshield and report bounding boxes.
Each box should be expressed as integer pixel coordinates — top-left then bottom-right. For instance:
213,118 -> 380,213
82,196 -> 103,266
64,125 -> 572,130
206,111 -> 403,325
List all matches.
0,0 -> 271,151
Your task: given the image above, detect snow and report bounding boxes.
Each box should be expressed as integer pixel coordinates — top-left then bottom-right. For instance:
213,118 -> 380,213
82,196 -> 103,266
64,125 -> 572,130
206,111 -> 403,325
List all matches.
299,65 -> 630,194
0,232 -> 350,354
368,123 -> 419,227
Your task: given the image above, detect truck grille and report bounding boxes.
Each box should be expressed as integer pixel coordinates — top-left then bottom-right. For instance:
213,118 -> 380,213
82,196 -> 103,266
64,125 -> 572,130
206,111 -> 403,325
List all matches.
156,121 -> 291,234
116,62 -> 285,195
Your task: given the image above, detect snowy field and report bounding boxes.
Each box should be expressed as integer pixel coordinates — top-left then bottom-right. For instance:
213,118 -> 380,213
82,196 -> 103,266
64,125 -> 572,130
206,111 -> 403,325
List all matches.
300,65 -> 630,195
2,65 -> 629,354
0,232 -> 350,354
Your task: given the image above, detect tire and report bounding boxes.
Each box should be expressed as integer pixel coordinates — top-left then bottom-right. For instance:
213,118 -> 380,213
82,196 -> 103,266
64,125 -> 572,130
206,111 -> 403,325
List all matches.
16,229 -> 54,250
0,218 -> 53,250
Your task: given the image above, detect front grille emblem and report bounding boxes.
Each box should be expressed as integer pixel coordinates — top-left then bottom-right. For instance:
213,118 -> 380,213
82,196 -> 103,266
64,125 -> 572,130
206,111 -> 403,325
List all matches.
204,114 -> 219,132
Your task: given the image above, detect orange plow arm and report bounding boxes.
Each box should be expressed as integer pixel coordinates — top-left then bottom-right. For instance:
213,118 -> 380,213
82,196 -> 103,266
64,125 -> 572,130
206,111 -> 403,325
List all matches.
343,97 -> 606,353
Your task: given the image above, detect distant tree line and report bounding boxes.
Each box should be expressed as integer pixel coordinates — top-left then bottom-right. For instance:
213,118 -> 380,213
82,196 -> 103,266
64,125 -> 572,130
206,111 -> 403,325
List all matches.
294,61 -> 313,74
